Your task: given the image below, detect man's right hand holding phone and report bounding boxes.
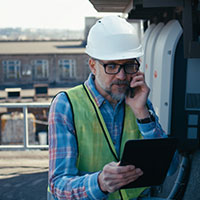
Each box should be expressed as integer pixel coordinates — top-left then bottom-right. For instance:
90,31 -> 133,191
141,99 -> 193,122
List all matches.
126,71 -> 150,120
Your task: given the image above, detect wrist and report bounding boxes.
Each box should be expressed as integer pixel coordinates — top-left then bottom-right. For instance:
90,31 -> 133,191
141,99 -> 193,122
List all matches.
98,171 -> 109,194
133,106 -> 149,119
137,111 -> 155,124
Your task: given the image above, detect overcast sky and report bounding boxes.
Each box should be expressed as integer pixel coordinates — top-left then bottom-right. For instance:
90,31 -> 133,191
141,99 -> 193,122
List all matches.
0,0 -> 121,30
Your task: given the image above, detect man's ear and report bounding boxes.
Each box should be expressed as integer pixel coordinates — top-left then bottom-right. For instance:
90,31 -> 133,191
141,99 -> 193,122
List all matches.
88,58 -> 97,75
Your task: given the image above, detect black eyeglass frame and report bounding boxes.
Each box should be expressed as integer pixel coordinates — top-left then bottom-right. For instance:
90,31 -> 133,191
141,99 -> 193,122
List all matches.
96,58 -> 140,75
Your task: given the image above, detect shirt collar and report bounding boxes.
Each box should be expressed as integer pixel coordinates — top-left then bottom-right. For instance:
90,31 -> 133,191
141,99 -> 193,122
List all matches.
84,73 -> 105,107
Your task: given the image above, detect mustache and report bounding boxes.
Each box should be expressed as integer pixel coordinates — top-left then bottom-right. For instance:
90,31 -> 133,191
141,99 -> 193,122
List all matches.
111,80 -> 129,86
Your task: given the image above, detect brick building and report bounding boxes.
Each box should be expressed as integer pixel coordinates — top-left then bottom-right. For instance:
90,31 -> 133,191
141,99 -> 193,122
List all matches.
0,40 -> 90,89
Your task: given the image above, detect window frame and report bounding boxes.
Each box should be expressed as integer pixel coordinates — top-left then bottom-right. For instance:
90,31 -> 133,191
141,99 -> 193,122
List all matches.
58,59 -> 76,79
32,59 -> 49,80
2,60 -> 21,80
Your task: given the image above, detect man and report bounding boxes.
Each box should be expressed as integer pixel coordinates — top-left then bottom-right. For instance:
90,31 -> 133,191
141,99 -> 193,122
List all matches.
48,16 -> 178,199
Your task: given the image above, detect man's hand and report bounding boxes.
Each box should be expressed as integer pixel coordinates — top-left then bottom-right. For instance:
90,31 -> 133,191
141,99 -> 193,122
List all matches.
98,162 -> 143,193
126,71 -> 150,119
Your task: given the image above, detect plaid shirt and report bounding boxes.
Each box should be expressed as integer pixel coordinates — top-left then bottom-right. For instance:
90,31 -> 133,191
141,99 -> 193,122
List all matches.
48,73 -> 178,200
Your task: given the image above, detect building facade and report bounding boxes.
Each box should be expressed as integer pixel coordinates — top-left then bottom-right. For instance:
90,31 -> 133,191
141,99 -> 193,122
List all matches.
0,41 -> 90,89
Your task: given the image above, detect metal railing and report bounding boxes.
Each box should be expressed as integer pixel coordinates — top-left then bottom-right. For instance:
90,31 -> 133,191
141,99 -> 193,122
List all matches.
0,102 -> 50,150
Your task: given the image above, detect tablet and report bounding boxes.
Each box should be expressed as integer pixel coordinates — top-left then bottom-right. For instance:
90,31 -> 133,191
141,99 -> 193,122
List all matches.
120,137 -> 177,189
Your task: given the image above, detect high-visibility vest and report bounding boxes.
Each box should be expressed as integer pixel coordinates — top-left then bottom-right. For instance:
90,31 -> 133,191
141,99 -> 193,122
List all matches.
66,84 -> 147,200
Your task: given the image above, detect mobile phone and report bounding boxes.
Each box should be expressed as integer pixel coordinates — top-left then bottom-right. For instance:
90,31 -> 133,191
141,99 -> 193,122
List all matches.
129,87 -> 134,98
125,85 -> 134,98
128,77 -> 134,98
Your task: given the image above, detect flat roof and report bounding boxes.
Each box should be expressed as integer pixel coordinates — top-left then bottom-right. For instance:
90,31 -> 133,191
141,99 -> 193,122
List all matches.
0,41 -> 86,55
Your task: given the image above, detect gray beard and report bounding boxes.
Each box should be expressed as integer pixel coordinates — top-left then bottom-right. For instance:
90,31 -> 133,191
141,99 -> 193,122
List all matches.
96,77 -> 129,101
105,90 -> 126,101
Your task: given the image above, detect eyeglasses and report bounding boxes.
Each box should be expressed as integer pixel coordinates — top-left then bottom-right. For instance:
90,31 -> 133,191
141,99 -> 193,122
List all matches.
97,59 -> 140,75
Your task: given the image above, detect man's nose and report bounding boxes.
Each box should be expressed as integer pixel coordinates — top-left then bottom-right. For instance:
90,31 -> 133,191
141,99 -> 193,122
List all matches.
115,67 -> 126,80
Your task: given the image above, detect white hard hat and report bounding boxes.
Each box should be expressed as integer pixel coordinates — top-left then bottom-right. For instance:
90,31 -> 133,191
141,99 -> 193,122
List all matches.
85,15 -> 143,61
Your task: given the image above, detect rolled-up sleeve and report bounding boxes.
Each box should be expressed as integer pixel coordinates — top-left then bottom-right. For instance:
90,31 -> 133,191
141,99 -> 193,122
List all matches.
137,100 -> 167,139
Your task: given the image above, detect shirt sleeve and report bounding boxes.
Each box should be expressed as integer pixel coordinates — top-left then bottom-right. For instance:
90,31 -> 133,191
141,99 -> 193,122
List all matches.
137,99 -> 167,139
48,92 -> 107,200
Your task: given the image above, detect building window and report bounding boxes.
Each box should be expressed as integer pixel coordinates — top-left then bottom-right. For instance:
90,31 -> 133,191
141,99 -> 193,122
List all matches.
2,60 -> 21,79
32,60 -> 49,79
59,59 -> 76,79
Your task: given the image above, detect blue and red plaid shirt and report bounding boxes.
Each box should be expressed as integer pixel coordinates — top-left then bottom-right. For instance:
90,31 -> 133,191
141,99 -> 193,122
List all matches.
48,73 -> 178,200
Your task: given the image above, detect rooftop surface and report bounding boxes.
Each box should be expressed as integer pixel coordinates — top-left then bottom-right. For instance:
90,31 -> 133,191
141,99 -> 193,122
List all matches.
0,87 -> 71,103
0,40 -> 85,55
0,150 -> 48,200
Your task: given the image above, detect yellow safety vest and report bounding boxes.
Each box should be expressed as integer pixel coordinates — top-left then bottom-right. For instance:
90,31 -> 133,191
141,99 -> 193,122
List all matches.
66,84 -> 147,200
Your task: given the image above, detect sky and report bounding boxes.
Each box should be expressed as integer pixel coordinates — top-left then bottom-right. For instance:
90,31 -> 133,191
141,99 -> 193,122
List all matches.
0,0 -> 121,30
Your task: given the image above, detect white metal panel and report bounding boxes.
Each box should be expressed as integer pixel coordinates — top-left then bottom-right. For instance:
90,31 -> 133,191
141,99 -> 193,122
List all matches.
151,20 -> 183,134
144,23 -> 164,100
140,23 -> 156,73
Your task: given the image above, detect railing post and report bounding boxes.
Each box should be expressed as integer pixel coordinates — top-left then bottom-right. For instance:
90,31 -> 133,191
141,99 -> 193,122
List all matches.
23,106 -> 29,149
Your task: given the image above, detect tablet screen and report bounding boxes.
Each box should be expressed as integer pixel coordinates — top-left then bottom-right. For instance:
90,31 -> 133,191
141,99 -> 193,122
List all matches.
120,138 -> 177,188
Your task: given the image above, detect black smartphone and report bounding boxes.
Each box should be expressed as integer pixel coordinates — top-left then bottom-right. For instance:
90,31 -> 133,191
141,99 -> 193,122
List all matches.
127,77 -> 134,98
129,87 -> 134,98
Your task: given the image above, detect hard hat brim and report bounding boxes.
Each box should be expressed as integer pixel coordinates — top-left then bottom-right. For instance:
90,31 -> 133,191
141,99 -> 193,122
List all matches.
86,45 -> 144,61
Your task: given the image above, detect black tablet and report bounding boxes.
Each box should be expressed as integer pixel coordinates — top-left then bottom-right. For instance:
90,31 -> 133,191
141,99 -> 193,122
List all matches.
120,137 -> 177,189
